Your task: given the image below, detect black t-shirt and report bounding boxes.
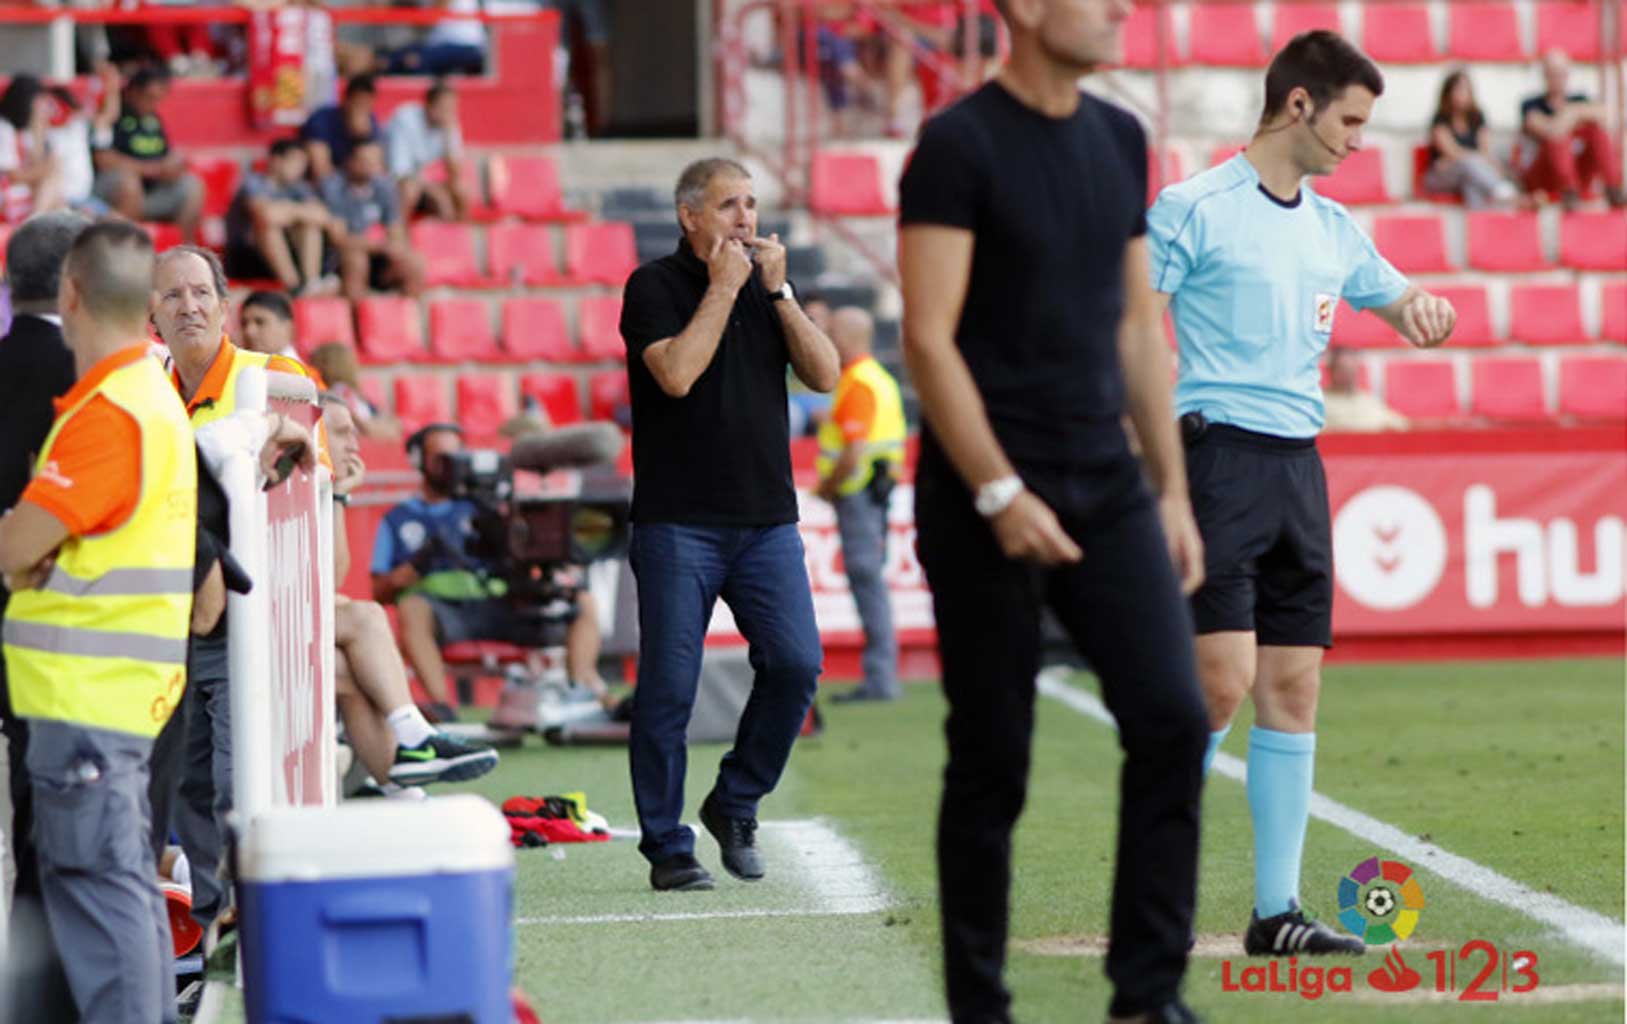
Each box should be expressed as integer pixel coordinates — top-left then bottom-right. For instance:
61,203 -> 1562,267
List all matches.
1520,92 -> 1588,134
618,240 -> 797,526
899,81 -> 1147,469
0,314 -> 75,616
1429,113 -> 1484,161
107,109 -> 170,161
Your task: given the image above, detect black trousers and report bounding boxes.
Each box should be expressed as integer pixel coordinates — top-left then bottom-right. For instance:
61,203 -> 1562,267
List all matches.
914,448 -> 1208,1021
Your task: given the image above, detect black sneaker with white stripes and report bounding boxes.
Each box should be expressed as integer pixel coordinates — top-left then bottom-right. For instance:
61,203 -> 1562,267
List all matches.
1243,900 -> 1365,956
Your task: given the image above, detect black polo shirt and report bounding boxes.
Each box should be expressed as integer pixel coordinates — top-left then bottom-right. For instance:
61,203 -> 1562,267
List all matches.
619,239 -> 797,526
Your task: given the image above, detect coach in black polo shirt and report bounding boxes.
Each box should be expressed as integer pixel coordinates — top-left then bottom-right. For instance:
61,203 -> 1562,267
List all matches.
619,157 -> 838,893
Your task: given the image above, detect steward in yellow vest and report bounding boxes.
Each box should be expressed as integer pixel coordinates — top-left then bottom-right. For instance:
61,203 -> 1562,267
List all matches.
0,221 -> 196,1022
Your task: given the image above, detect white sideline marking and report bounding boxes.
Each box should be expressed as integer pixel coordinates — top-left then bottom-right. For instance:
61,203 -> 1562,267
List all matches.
1036,671 -> 1627,967
518,818 -> 892,926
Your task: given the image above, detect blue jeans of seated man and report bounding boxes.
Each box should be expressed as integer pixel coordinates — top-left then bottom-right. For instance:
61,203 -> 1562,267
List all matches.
628,523 -> 823,864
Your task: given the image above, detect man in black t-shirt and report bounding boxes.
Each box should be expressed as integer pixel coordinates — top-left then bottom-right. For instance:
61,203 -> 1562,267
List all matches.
1517,49 -> 1625,208
618,158 -> 839,893
898,2 -> 1209,1022
89,66 -> 205,242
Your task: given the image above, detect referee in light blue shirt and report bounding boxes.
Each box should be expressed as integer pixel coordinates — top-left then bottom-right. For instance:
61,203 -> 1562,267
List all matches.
1149,30 -> 1456,959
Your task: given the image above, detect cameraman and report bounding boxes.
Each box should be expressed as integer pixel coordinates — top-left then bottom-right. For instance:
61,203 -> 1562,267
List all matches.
370,423 -> 610,723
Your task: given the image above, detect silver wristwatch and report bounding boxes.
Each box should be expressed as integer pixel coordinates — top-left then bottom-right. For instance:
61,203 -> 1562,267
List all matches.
771,281 -> 795,303
974,475 -> 1024,518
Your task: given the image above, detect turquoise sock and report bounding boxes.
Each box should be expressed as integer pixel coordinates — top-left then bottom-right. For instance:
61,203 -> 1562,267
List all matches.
1247,726 -> 1316,918
1202,724 -> 1232,776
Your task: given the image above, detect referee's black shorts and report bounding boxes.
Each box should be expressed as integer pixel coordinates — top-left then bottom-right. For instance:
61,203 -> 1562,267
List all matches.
1184,421 -> 1333,648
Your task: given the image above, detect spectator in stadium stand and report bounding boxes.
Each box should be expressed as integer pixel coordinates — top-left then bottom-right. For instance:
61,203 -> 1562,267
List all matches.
786,291 -> 834,436
386,0 -> 488,77
237,289 -> 302,364
321,394 -> 498,795
90,65 -> 206,243
151,244 -> 321,936
370,423 -> 614,725
878,0 -> 1001,137
0,76 -> 67,216
386,79 -> 469,220
1423,69 -> 1519,209
544,0 -> 612,135
897,0 -> 1209,1018
225,139 -> 341,297
0,210 -> 90,1022
0,221 -> 194,1024
618,157 -> 839,892
1518,50 -> 1627,210
1321,347 -> 1407,432
322,136 -> 427,301
308,340 -> 402,441
301,73 -> 382,184
815,307 -> 904,704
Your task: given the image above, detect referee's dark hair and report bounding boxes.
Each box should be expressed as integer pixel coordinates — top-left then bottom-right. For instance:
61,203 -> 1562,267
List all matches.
242,289 -> 293,323
1260,30 -> 1384,124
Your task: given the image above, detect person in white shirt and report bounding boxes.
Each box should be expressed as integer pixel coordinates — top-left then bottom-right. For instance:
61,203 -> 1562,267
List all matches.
1322,347 -> 1408,432
386,81 -> 468,220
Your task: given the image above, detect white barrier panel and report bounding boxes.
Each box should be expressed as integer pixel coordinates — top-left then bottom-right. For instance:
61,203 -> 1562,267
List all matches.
228,367 -> 336,823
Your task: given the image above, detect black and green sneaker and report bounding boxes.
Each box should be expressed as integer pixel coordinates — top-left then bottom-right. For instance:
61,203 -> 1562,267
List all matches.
388,732 -> 498,785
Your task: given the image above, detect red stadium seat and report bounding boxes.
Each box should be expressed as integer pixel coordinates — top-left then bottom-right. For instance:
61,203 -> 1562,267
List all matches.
1430,285 -> 1497,347
488,154 -> 584,222
1466,212 -> 1548,272
410,221 -> 491,288
1330,301 -> 1402,349
1558,355 -> 1627,419
1448,2 -> 1526,61
1559,211 -> 1627,271
1509,284 -> 1589,346
455,373 -> 517,437
1121,4 -> 1182,68
356,296 -> 426,364
1209,142 -> 1245,168
427,299 -> 501,363
141,222 -> 183,252
1383,360 -> 1461,419
810,152 -> 894,216
1147,146 -> 1185,203
1315,148 -> 1390,205
1188,5 -> 1265,65
1411,145 -> 1459,203
393,374 -> 451,432
187,156 -> 242,219
501,298 -> 574,362
293,297 -> 355,355
519,372 -> 583,425
1603,281 -> 1627,343
564,221 -> 638,286
1372,214 -> 1455,273
1536,1 -> 1603,61
487,222 -> 563,287
1361,4 -> 1439,63
358,374 -> 388,417
1270,4 -> 1340,53
587,369 -> 628,422
576,295 -> 625,362
1471,357 -> 1550,423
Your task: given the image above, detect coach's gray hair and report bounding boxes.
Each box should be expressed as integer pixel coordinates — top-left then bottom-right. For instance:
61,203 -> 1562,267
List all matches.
674,157 -> 751,213
5,210 -> 92,307
155,244 -> 229,302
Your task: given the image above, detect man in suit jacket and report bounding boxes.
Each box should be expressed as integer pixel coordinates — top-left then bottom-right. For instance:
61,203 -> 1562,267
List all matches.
0,209 -> 90,1023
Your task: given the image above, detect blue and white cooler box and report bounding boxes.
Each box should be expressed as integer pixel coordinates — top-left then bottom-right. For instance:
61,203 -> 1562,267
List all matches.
239,794 -> 515,1023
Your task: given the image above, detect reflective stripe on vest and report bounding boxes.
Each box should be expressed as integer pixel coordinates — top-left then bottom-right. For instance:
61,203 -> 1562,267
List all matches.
816,357 -> 907,497
3,355 -> 197,738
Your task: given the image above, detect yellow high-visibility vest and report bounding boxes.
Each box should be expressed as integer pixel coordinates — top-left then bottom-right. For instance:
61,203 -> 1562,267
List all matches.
4,351 -> 197,738
817,356 -> 906,498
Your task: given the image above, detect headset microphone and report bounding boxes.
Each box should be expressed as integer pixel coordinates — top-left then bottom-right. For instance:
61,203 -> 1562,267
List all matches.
1298,100 -> 1345,157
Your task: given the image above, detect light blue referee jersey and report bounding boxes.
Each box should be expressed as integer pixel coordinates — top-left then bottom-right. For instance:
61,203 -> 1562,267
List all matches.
1147,153 -> 1409,438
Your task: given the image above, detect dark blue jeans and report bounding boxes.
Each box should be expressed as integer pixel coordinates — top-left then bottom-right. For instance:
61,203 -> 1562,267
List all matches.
628,523 -> 822,864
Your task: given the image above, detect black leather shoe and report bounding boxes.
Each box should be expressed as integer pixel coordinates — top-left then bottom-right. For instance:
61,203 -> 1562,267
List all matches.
700,793 -> 764,880
1106,998 -> 1202,1023
649,853 -> 714,892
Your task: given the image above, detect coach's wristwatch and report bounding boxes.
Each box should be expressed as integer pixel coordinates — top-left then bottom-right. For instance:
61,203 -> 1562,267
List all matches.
974,475 -> 1025,518
771,282 -> 795,302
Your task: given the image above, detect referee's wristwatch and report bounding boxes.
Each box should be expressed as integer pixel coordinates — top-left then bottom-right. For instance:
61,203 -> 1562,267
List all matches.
974,475 -> 1025,518
770,281 -> 795,303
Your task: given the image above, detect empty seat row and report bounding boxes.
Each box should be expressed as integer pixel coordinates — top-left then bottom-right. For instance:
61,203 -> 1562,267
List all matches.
294,294 -> 626,366
1380,354 -> 1627,422
408,220 -> 638,289
384,369 -> 629,435
1332,280 -> 1627,349
1121,1 -> 1611,69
